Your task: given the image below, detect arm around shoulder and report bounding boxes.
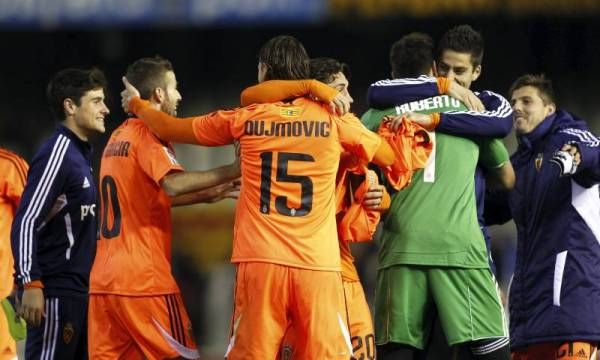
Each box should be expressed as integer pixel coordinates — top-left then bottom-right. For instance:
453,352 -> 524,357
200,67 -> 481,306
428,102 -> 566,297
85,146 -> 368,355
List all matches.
240,80 -> 337,106
160,162 -> 240,198
130,97 -> 198,144
438,91 -> 513,138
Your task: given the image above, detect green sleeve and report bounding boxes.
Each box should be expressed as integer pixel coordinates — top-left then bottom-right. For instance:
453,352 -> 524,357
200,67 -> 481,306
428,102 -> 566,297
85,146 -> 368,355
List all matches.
360,107 -> 397,132
360,109 -> 380,132
478,138 -> 509,169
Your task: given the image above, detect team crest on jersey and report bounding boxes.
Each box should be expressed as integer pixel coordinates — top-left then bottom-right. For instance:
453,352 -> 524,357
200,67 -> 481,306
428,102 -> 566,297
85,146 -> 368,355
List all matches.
63,322 -> 74,344
535,153 -> 543,172
279,107 -> 301,118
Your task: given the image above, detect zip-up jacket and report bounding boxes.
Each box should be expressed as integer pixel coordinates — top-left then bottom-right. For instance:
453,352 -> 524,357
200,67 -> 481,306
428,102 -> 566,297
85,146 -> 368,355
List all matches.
485,110 -> 600,348
11,125 -> 97,297
368,75 -> 513,137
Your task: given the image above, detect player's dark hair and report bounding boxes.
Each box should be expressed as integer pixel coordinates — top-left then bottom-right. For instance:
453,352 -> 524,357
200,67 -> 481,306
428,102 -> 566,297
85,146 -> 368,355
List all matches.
309,57 -> 351,84
509,74 -> 556,105
46,67 -> 107,121
258,35 -> 309,81
126,56 -> 174,100
437,24 -> 484,67
389,32 -> 434,78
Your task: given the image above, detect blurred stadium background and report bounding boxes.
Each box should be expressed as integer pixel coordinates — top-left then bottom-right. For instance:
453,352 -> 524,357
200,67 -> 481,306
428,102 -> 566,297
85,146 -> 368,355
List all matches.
1,0 -> 600,357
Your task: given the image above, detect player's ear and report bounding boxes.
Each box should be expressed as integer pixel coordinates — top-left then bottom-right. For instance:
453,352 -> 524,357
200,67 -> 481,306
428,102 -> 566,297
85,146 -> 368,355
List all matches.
63,98 -> 76,117
152,87 -> 165,103
472,64 -> 482,82
545,102 -> 556,117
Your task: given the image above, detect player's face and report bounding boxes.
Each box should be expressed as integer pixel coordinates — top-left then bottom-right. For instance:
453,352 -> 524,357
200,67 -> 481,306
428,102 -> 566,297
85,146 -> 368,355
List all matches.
437,50 -> 481,89
72,88 -> 109,136
511,85 -> 555,135
161,71 -> 182,116
327,72 -> 353,105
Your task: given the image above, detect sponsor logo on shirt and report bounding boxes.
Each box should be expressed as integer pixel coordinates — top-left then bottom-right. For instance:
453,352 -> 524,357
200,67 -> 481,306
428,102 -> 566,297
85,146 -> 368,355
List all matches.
81,204 -> 96,220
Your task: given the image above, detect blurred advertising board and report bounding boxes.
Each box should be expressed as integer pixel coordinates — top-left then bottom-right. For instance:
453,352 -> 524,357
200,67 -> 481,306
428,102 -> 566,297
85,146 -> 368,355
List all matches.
0,0 -> 326,28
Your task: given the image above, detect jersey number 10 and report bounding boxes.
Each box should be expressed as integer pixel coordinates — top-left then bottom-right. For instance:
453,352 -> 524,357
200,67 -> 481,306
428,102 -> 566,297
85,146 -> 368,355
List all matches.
100,175 -> 121,238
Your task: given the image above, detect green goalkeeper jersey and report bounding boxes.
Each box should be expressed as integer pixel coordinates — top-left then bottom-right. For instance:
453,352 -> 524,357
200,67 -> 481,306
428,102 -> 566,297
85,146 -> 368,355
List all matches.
361,95 -> 506,269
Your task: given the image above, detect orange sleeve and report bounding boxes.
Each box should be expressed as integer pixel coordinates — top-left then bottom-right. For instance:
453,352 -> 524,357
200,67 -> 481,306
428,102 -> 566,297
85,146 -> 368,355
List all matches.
190,110 -> 239,146
337,113 -> 388,165
129,97 -> 198,144
9,162 -> 27,208
436,77 -> 451,94
240,80 -> 338,107
372,140 -> 395,167
136,131 -> 184,185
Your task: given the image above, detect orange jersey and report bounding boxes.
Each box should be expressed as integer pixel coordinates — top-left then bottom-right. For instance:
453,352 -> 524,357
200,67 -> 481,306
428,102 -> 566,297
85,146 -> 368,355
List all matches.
89,119 -> 184,295
179,98 -> 381,270
0,149 -> 28,298
238,80 -> 390,278
378,119 -> 432,190
339,241 -> 359,282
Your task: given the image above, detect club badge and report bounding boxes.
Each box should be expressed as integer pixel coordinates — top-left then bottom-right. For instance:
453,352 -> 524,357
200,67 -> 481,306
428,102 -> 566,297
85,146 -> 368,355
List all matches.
63,322 -> 74,344
535,153 -> 543,172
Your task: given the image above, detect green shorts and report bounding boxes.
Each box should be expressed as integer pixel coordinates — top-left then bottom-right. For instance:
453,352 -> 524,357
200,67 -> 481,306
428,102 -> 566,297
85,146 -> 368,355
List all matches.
374,265 -> 507,349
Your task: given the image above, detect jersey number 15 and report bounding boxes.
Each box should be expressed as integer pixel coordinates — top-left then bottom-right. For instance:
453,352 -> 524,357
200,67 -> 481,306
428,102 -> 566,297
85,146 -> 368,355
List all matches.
259,151 -> 314,217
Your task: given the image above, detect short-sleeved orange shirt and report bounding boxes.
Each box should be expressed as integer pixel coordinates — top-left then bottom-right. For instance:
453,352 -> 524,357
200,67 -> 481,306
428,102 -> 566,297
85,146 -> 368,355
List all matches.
187,98 -> 381,270
89,119 -> 184,295
0,148 -> 28,298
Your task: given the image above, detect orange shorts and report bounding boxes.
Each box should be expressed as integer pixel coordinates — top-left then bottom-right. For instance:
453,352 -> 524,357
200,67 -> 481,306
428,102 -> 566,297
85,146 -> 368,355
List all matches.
88,293 -> 199,360
226,262 -> 352,360
280,279 -> 375,360
512,341 -> 598,360
344,280 -> 375,360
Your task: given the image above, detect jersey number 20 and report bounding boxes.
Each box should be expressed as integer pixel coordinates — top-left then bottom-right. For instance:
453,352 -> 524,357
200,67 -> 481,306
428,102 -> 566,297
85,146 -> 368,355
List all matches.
259,151 -> 314,216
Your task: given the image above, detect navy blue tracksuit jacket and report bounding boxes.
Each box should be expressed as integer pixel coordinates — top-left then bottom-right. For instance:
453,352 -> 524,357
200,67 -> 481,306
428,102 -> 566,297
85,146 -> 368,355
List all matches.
486,110 -> 600,348
11,125 -> 97,295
